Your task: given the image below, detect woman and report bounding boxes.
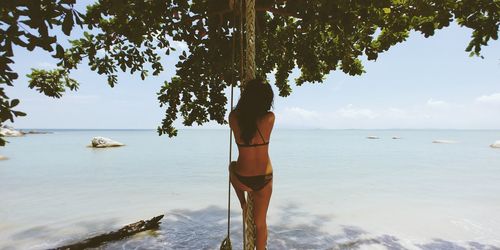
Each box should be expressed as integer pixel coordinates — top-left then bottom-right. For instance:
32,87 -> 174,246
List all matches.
229,78 -> 274,250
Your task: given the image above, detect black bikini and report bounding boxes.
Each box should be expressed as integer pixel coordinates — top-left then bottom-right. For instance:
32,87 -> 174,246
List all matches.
234,172 -> 273,191
235,127 -> 269,148
234,127 -> 273,191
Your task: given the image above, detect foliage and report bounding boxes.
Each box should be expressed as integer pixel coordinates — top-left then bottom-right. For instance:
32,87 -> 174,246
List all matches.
27,68 -> 79,97
0,0 -> 499,145
1,0 -> 83,145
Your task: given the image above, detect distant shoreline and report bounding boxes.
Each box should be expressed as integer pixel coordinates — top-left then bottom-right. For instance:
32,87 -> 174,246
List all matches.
8,128 -> 500,131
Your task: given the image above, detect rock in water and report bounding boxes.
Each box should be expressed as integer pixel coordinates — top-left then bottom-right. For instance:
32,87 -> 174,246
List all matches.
392,136 -> 401,139
0,125 -> 24,137
490,141 -> 500,148
91,137 -> 125,148
367,136 -> 380,139
0,155 -> 7,161
432,140 -> 457,144
22,130 -> 52,134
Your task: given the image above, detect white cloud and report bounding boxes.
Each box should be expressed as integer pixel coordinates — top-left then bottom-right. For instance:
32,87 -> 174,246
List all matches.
278,107 -> 323,128
278,105 -> 380,129
475,93 -> 500,105
275,95 -> 500,129
336,104 -> 378,119
426,98 -> 451,108
387,107 -> 406,116
285,107 -> 320,119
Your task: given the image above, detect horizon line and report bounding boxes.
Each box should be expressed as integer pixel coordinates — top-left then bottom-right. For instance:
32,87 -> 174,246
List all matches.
11,128 -> 500,131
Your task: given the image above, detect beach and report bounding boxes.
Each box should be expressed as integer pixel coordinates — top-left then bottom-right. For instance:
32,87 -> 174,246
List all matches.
1,129 -> 499,249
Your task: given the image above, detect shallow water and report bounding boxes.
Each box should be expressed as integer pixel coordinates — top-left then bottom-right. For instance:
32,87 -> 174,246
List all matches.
1,129 -> 499,249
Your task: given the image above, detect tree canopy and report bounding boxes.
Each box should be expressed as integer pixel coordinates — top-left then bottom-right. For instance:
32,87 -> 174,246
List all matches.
1,0 -> 499,145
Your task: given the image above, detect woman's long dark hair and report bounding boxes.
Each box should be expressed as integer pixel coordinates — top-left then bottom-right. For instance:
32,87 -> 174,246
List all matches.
234,78 -> 274,144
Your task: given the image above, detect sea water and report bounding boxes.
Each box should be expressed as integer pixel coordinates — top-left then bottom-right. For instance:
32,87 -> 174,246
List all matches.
1,129 -> 499,250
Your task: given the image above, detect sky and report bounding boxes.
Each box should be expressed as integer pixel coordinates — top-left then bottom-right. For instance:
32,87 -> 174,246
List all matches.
4,16 -> 500,130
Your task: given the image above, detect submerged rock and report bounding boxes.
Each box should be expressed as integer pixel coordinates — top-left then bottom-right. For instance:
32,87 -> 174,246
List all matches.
90,137 -> 125,148
0,125 -> 24,137
490,141 -> 500,148
432,140 -> 457,144
366,136 -> 380,139
0,155 -> 7,160
21,130 -> 52,134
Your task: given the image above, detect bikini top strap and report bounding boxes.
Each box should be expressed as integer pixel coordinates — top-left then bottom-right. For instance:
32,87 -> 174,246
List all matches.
256,126 -> 267,143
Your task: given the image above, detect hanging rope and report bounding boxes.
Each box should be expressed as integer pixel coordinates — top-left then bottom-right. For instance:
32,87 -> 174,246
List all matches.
242,0 -> 257,249
244,0 -> 256,81
222,1 -> 257,249
239,0 -> 245,89
227,4 -> 237,240
220,2 -> 238,249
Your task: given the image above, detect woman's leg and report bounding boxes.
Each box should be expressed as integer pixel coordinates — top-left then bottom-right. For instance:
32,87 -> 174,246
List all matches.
232,183 -> 247,209
229,162 -> 250,208
252,179 -> 273,250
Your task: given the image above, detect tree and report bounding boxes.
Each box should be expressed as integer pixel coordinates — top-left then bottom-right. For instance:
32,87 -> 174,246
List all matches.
1,0 -> 499,146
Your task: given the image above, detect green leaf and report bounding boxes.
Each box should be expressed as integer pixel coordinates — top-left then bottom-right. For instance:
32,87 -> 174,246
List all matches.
62,11 -> 74,35
74,11 -> 84,26
0,138 -> 7,147
12,111 -> 27,117
56,44 -> 64,58
10,99 -> 20,107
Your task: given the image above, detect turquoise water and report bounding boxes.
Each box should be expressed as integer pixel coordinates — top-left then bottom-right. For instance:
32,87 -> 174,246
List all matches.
1,129 -> 499,249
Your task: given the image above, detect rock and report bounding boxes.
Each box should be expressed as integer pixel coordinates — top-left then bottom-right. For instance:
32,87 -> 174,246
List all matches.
0,125 -> 24,137
367,136 -> 380,139
0,155 -> 7,161
392,136 -> 401,139
21,130 -> 52,134
0,126 -> 51,137
90,137 -> 125,148
490,141 -> 500,148
432,140 -> 457,144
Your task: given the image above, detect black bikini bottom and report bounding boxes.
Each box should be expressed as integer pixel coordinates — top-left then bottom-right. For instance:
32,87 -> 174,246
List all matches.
234,172 -> 273,191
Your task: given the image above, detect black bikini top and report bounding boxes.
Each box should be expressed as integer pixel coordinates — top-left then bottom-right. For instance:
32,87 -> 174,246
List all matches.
236,127 -> 269,147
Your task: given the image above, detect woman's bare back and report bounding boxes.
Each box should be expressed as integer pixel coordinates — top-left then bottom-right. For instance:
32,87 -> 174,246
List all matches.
229,111 -> 275,176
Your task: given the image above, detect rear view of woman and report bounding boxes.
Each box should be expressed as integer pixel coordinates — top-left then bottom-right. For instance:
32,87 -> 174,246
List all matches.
229,78 -> 275,250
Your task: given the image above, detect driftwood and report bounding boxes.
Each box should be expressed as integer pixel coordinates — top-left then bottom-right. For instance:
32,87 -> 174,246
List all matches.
54,215 -> 164,250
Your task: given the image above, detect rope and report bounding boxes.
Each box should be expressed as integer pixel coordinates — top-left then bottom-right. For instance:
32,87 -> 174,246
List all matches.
227,64 -> 234,239
225,1 -> 257,249
238,1 -> 248,249
244,0 -> 256,81
239,0 -> 244,90
221,3 -> 238,249
242,0 -> 257,249
226,0 -> 238,242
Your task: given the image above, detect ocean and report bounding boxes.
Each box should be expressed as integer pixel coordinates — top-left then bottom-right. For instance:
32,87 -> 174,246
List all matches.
1,129 -> 499,250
